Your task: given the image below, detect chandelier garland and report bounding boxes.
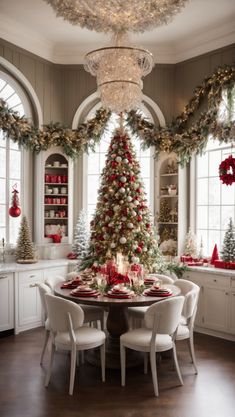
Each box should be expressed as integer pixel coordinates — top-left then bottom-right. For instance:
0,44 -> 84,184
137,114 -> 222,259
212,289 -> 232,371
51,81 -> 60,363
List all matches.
0,64 -> 234,164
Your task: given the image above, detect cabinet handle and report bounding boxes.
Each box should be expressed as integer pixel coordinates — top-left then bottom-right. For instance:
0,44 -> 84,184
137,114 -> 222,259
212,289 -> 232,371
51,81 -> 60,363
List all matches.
0,275 -> 8,279
29,275 -> 36,278
225,292 -> 229,296
213,279 -> 217,282
29,283 -> 38,288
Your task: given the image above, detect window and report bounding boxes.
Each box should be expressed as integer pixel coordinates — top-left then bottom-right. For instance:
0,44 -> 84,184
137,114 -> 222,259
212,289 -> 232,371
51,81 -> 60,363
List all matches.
195,87 -> 235,256
0,72 -> 31,244
83,108 -> 154,223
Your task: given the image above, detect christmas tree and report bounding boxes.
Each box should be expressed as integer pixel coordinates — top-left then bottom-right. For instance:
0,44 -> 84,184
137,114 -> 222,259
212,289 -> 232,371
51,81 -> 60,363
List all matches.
72,209 -> 90,263
157,199 -> 171,222
15,215 -> 36,262
221,218 -> 235,262
183,227 -> 197,257
83,128 -> 164,272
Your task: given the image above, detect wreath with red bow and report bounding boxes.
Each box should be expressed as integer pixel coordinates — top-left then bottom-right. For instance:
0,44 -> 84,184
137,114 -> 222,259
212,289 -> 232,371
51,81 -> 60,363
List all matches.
219,155 -> 235,186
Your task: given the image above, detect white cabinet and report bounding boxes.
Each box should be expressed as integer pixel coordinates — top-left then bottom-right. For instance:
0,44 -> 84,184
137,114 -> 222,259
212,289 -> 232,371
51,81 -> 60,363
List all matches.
184,268 -> 235,341
155,152 -> 187,256
16,269 -> 44,333
0,272 -> 14,331
44,265 -> 68,281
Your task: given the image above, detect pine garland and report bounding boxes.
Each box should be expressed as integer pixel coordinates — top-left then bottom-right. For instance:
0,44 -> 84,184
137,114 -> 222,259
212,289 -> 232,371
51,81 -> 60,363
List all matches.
0,63 -> 234,164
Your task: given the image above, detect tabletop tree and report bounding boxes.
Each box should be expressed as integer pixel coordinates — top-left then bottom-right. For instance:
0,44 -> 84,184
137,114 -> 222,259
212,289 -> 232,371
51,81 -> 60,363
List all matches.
82,127 -> 164,272
72,209 -> 90,263
183,227 -> 197,258
221,217 -> 235,262
15,215 -> 36,262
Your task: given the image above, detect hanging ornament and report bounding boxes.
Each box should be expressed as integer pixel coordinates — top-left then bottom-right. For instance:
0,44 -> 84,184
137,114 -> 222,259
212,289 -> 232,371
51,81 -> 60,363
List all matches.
9,184 -> 21,217
219,155 -> 235,186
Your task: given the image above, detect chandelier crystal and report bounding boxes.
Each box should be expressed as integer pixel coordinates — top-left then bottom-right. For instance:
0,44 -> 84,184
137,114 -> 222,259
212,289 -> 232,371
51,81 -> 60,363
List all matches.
84,34 -> 154,113
45,0 -> 189,33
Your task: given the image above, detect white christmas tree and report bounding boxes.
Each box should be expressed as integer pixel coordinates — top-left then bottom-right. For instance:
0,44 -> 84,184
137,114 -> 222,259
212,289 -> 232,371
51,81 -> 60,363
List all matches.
15,215 -> 36,262
184,227 -> 197,257
221,218 -> 235,262
72,209 -> 90,263
198,236 -> 204,259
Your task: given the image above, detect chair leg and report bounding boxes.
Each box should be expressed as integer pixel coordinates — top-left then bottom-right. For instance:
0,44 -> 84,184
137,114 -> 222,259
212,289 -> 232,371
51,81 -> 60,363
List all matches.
40,329 -> 50,365
150,348 -> 159,397
100,343 -> 105,382
81,350 -> 85,364
144,352 -> 148,374
188,335 -> 198,374
69,347 -> 77,395
172,344 -> 183,386
76,351 -> 79,367
45,342 -> 55,387
120,343 -> 126,387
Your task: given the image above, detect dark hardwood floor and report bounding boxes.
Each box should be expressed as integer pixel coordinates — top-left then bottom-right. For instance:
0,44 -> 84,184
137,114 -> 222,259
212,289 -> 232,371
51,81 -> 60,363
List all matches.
0,328 -> 234,417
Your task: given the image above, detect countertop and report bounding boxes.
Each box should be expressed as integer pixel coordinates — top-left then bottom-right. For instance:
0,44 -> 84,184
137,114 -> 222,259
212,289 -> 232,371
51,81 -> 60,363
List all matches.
187,265 -> 235,277
0,259 -> 76,273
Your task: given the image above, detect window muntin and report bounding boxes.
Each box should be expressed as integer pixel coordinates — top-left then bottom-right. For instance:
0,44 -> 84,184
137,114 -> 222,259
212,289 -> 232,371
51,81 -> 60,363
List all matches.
195,87 -> 235,256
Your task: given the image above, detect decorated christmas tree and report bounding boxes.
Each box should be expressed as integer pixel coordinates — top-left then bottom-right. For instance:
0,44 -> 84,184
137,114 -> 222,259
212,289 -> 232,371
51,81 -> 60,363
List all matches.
221,218 -> 235,262
72,209 -> 90,262
15,215 -> 36,262
157,199 -> 171,222
82,128 -> 164,272
183,227 -> 197,257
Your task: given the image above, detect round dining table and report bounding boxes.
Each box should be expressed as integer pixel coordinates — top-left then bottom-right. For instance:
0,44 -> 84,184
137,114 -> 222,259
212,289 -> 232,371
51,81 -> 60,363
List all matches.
54,283 -> 181,368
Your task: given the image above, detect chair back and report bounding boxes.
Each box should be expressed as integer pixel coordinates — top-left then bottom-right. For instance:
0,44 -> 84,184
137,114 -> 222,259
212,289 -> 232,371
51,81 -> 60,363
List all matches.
174,279 -> 200,320
149,274 -> 174,285
145,296 -> 184,335
45,294 -> 84,333
38,283 -> 53,319
45,276 -> 65,292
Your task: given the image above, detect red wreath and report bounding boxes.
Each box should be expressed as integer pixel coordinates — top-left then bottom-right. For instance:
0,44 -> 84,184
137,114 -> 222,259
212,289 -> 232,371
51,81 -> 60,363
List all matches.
219,155 -> 235,186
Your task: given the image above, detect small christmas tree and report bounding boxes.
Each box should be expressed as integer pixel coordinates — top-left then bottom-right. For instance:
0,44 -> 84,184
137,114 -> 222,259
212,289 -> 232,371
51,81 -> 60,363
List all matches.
72,209 -> 90,263
198,237 -> 204,259
184,227 -> 197,257
82,128 -> 164,272
15,215 -> 36,262
157,199 -> 171,222
221,218 -> 235,262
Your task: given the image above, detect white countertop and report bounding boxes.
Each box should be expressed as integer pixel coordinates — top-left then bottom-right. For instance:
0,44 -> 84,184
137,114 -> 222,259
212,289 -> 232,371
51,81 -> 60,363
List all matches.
0,259 -> 75,273
188,265 -> 235,277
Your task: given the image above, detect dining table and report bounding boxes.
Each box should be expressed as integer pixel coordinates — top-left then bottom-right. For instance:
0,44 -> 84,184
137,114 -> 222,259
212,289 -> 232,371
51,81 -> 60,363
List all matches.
54,283 -> 181,368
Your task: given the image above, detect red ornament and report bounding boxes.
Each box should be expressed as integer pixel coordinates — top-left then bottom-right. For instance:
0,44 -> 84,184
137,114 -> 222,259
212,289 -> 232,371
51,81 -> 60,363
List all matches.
9,184 -> 21,218
136,246 -> 142,253
111,161 -> 118,168
137,215 -> 142,222
219,155 -> 235,185
210,244 -> 219,265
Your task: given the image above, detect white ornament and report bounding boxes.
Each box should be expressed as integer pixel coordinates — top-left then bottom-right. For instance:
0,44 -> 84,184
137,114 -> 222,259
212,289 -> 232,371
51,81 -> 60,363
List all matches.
110,242 -> 116,248
134,200 -> 140,205
116,156 -> 122,162
123,158 -> 128,163
127,223 -> 134,229
111,153 -> 116,158
131,256 -> 139,263
127,196 -> 132,202
120,200 -> 124,204
133,183 -> 139,190
143,247 -> 148,252
113,206 -> 119,211
105,215 -> 110,222
131,210 -> 137,216
112,144 -> 117,149
119,237 -> 127,244
121,216 -> 127,221
120,176 -> 127,183
119,188 -> 125,193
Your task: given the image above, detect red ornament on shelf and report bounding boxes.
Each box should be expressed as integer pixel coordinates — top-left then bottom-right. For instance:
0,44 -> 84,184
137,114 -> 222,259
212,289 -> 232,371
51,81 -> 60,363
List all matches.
210,244 -> 219,265
9,184 -> 21,218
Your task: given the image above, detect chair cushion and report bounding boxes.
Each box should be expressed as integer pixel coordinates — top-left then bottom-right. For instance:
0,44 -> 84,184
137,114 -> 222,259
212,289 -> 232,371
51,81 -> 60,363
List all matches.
55,326 -> 106,349
128,306 -> 147,319
176,324 -> 190,340
121,328 -> 173,352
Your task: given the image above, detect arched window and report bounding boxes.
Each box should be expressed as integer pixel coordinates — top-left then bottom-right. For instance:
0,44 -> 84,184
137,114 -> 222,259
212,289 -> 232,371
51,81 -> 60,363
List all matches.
0,71 -> 32,244
194,87 -> 235,256
73,94 -> 165,224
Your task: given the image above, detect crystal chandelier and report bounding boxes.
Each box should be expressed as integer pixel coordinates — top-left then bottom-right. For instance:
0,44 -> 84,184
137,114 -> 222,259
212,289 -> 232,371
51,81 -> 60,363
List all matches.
84,34 -> 153,113
45,1 -> 189,33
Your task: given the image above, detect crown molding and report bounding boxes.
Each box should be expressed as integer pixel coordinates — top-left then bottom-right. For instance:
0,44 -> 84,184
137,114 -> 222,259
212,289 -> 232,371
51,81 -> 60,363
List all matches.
0,13 -> 234,65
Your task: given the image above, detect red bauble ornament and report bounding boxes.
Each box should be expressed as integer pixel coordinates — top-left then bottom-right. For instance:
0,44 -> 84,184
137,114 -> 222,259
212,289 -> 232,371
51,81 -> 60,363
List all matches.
137,215 -> 142,222
111,161 -> 118,168
9,185 -> 21,218
136,246 -> 142,253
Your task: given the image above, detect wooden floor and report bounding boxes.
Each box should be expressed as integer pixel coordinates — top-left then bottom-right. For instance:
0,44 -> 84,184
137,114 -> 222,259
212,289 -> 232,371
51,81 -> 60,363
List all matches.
0,328 -> 234,417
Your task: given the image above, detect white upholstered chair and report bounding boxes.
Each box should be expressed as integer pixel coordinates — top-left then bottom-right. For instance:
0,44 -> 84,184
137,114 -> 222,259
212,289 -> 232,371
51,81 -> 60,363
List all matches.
38,283 -> 53,365
174,279 -> 200,373
128,275 -> 175,327
45,275 -> 104,330
120,296 -> 185,397
45,294 -> 106,395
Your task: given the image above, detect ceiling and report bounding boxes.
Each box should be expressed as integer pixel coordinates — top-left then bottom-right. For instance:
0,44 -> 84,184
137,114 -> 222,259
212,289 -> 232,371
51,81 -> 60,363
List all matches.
0,0 -> 235,64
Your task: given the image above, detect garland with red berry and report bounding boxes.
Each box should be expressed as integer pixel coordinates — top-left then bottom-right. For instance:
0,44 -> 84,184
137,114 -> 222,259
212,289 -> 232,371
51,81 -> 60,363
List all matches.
0,63 -> 234,164
219,155 -> 235,185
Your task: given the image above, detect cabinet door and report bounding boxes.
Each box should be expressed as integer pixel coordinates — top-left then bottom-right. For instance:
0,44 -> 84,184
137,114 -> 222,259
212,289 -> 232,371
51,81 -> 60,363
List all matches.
228,292 -> 235,334
203,286 -> 229,332
18,270 -> 43,328
44,266 -> 68,281
184,272 -> 202,326
0,273 -> 14,331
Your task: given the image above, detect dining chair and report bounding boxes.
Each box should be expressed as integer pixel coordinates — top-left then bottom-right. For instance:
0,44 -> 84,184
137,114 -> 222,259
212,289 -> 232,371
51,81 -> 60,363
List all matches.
45,294 -> 106,395
174,279 -> 200,374
38,283 -> 53,365
120,296 -> 185,397
45,275 -> 105,330
128,275 -> 175,328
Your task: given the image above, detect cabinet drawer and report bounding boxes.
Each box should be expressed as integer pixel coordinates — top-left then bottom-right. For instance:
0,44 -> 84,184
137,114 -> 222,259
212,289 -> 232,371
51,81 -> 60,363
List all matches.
183,271 -> 203,286
18,269 -> 43,284
44,266 -> 68,281
202,274 -> 230,289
